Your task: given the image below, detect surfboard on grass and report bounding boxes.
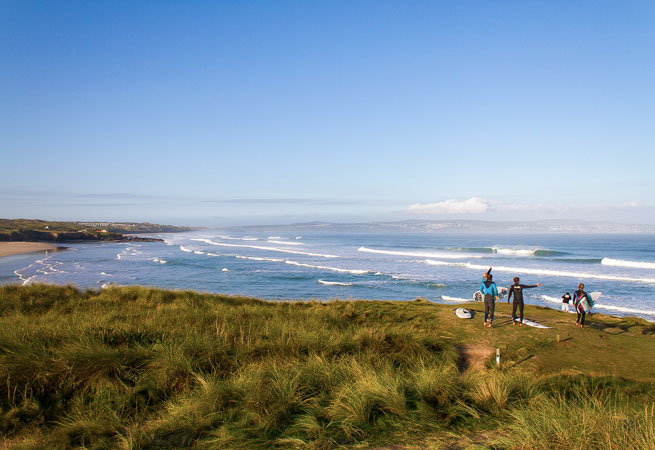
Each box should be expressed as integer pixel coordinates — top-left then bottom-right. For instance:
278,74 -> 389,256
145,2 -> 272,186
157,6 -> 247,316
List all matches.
456,308 -> 472,319
514,317 -> 551,329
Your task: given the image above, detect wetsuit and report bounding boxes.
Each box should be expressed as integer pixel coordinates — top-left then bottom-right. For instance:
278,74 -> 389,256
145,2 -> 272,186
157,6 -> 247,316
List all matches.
507,283 -> 538,324
480,280 -> 499,325
573,289 -> 589,326
562,293 -> 571,312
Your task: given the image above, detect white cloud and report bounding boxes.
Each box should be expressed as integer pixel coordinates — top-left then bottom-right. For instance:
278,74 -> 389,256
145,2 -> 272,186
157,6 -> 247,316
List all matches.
407,197 -> 489,215
405,197 -> 567,216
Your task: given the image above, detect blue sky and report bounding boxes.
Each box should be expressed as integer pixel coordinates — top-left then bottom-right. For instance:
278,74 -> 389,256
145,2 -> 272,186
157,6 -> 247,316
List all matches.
1,1 -> 654,225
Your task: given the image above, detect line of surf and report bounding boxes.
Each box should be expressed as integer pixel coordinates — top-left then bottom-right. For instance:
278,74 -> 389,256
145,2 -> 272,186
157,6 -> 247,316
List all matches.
215,235 -> 259,241
601,258 -> 655,270
267,240 -> 303,246
191,238 -> 338,258
233,254 -> 368,274
441,295 -> 471,302
421,260 -> 655,284
319,279 -> 353,286
358,247 -> 483,259
541,295 -> 655,317
447,247 -> 568,257
284,260 -> 369,274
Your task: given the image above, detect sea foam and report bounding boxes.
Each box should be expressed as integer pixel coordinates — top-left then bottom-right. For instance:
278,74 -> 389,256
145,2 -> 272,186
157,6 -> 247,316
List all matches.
358,247 -> 482,259
422,260 -> 655,284
441,295 -> 471,302
542,295 -> 655,316
319,279 -> 353,286
285,260 -> 369,275
601,258 -> 655,270
191,238 -> 338,258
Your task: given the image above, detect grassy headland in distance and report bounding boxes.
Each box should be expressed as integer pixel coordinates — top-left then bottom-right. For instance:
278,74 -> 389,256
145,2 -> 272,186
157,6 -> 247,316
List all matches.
0,218 -> 193,245
1,284 -> 653,448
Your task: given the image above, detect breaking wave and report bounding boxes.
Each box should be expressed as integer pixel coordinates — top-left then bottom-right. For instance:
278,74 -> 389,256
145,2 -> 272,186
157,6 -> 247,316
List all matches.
601,258 -> 655,270
284,260 -> 369,274
541,295 -> 655,316
441,295 -> 471,302
422,260 -> 655,284
358,247 -> 482,259
191,238 -> 338,258
319,279 -> 353,286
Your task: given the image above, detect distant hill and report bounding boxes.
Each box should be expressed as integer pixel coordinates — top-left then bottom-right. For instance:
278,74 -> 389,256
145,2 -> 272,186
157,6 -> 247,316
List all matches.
0,219 -> 193,242
230,219 -> 655,234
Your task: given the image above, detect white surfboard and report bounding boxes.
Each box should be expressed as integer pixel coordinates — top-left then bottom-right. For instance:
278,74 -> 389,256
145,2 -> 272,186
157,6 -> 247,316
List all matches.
456,308 -> 472,319
473,286 -> 507,302
514,318 -> 551,329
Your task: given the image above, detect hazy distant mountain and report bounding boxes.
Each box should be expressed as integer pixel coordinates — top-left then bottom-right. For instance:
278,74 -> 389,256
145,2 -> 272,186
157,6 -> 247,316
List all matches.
231,220 -> 655,234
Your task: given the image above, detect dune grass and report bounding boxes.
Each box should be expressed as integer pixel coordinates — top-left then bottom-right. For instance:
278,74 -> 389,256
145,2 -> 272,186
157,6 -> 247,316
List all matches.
0,284 -> 654,448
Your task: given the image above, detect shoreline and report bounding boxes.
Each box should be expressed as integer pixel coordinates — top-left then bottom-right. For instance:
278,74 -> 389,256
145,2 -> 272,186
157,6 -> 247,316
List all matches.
0,242 -> 57,258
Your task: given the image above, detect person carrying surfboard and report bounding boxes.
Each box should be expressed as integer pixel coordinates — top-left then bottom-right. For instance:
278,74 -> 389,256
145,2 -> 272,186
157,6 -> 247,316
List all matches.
480,273 -> 499,328
507,277 -> 541,326
572,283 -> 590,328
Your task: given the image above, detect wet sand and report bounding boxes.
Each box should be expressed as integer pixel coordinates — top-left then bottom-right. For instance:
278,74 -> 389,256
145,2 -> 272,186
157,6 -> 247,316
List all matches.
0,242 -> 56,258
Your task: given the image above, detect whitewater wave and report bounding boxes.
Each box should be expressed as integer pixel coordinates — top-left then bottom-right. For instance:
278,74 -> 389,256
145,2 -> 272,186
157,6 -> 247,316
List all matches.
151,257 -> 167,264
493,247 -> 567,257
191,238 -> 339,258
221,268 -> 230,272
601,258 -> 655,270
194,250 -> 206,255
447,247 -> 567,257
235,255 -> 285,263
441,295 -> 471,302
179,246 -> 193,253
285,260 -> 369,275
358,247 -> 483,259
319,279 -> 353,286
541,295 -> 655,317
421,260 -> 655,284
268,240 -> 303,246
216,235 -> 260,241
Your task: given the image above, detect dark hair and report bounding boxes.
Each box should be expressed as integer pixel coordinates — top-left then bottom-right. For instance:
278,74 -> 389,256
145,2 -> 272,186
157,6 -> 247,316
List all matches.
488,274 -> 493,280
513,276 -> 519,283
578,283 -> 584,289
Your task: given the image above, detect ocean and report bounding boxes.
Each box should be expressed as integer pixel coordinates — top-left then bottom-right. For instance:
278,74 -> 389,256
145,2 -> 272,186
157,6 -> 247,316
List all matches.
2,230 -> 655,320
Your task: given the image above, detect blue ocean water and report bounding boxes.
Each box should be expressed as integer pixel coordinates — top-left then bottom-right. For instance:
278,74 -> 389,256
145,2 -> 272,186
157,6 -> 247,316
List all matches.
2,231 -> 655,320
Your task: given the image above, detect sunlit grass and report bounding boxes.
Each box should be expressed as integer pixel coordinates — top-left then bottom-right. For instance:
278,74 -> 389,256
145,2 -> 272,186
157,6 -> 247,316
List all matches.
0,283 -> 653,448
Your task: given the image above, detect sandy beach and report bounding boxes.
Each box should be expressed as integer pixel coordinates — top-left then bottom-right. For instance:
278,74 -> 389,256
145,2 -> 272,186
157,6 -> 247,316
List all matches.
0,242 -> 56,258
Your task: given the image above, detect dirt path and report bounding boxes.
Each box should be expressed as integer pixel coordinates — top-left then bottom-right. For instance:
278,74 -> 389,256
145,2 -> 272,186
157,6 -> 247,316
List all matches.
456,344 -> 494,373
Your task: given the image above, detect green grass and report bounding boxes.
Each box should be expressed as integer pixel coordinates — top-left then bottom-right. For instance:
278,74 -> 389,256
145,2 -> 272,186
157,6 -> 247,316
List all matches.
0,284 -> 654,448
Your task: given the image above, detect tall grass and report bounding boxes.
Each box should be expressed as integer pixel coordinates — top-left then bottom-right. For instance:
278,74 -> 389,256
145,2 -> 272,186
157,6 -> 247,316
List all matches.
495,391 -> 655,449
1,284 -> 654,448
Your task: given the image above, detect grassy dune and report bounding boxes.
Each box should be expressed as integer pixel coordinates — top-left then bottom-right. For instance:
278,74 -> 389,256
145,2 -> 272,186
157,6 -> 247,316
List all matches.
1,284 -> 654,448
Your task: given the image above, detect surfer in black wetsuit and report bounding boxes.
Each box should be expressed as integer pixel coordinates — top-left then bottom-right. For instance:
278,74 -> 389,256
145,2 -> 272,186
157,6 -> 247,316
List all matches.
572,283 -> 590,328
507,276 -> 541,326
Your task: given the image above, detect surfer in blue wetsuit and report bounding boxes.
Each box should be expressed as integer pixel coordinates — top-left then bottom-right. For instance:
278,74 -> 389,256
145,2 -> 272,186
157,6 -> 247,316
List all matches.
480,274 -> 499,328
572,283 -> 590,328
507,277 -> 541,326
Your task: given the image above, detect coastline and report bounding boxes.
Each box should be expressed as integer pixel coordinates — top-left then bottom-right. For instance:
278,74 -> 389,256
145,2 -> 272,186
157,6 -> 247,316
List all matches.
0,242 -> 57,258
